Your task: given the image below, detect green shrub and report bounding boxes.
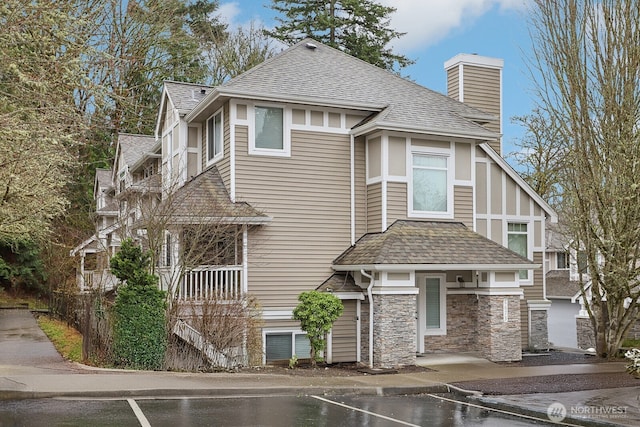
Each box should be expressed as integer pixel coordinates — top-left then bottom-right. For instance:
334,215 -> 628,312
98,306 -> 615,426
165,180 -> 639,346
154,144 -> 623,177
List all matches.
292,290 -> 343,367
110,239 -> 166,370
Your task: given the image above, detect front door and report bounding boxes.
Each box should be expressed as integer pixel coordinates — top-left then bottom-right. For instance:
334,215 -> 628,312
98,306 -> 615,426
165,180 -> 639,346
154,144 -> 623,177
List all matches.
416,274 -> 446,353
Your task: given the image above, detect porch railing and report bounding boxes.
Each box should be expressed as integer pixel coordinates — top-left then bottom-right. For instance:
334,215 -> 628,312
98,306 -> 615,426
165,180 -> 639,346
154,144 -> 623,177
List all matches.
81,269 -> 117,293
178,265 -> 243,301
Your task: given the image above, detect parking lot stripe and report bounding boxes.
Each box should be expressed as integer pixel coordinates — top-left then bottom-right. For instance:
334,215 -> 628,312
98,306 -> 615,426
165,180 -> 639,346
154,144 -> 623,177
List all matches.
127,398 -> 151,427
426,394 -> 581,427
311,395 -> 421,426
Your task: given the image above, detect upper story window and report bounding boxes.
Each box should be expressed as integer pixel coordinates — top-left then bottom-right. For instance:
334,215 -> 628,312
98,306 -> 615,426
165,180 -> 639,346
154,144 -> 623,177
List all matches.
507,223 -> 529,280
411,153 -> 451,217
143,163 -> 154,179
207,109 -> 223,163
556,252 -> 569,269
250,105 -> 290,156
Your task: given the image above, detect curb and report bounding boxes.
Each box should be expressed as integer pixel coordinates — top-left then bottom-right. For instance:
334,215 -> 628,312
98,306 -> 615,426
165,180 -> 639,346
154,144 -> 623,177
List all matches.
476,396 -> 627,427
0,384 -> 451,401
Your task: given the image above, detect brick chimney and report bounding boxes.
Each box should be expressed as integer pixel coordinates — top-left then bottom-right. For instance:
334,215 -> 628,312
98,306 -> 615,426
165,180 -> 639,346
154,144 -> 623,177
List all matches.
444,54 -> 503,155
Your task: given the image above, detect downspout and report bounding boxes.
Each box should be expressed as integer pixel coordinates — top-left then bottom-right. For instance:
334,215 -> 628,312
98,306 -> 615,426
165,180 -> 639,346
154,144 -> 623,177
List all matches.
361,269 -> 374,368
350,134 -> 355,245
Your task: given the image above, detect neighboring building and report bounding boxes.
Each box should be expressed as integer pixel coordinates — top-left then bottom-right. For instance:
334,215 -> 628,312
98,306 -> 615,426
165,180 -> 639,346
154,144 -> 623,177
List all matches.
72,40 -> 557,368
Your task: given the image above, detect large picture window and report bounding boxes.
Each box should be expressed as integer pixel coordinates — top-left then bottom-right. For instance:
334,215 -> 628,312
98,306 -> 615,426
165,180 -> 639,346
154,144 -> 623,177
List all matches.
412,153 -> 448,213
207,110 -> 223,162
508,223 -> 529,280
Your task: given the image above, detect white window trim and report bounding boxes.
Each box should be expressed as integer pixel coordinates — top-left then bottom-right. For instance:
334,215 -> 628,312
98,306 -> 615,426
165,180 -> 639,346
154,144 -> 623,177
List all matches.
417,273 -> 447,351
506,221 -> 532,283
248,103 -> 291,157
187,124 -> 202,177
262,329 -> 308,365
408,147 -> 454,219
206,108 -> 224,165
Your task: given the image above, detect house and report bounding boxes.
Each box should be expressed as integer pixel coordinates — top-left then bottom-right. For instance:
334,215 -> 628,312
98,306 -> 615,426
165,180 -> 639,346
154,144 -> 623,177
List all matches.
72,39 -> 557,368
545,223 -> 582,349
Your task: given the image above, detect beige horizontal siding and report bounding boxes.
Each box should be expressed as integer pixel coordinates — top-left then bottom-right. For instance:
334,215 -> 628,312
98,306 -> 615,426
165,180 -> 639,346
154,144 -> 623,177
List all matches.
367,182 -> 382,233
355,137 -> 367,238
454,185 -> 473,227
331,300 -> 358,362
447,68 -> 460,101
387,182 -> 407,225
463,65 -> 501,153
235,129 -> 352,309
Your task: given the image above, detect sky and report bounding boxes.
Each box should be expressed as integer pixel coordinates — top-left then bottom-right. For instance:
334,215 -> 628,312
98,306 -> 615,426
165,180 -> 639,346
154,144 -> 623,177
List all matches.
216,0 -> 537,160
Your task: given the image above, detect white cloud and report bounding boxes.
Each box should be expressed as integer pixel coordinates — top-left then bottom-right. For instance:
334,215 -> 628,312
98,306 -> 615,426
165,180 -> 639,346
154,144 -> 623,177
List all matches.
379,0 -> 529,51
217,2 -> 242,26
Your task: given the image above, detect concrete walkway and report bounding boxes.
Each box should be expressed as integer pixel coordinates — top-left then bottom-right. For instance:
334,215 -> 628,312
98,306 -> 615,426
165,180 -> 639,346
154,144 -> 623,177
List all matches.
1,308 -> 639,426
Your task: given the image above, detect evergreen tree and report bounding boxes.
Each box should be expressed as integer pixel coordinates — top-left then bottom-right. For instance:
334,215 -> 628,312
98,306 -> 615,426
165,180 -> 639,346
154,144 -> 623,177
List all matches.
266,0 -> 413,72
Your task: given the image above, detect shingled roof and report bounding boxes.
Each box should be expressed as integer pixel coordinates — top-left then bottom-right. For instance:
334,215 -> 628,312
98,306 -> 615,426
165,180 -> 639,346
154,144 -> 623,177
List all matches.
188,39 -> 499,141
546,270 -> 582,299
162,167 -> 270,224
164,81 -> 215,114
333,220 -> 536,270
117,134 -> 156,169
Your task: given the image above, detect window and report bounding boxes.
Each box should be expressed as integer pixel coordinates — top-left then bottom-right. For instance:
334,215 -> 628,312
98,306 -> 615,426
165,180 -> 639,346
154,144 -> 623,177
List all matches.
207,110 -> 223,162
143,163 -> 154,179
182,227 -> 242,266
255,106 -> 283,150
265,332 -> 310,362
425,277 -> 442,330
508,223 -> 529,280
577,251 -> 588,274
165,233 -> 172,267
557,252 -> 569,269
412,153 -> 449,214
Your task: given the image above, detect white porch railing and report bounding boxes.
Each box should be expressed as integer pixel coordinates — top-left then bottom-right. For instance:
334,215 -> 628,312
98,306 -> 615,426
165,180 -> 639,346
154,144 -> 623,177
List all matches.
178,266 -> 243,301
81,269 -> 117,293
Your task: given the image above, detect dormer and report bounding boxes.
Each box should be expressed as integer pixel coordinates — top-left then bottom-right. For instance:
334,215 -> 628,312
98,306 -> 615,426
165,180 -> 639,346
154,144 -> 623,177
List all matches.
156,81 -> 214,193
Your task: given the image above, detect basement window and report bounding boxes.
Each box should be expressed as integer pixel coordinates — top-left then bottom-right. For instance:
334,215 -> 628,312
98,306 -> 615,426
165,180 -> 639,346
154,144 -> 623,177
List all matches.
264,332 -> 310,363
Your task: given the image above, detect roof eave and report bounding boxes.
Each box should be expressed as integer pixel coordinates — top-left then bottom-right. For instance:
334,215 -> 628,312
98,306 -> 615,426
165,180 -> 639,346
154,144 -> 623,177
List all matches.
351,121 -> 500,141
167,216 -> 273,225
333,263 -> 541,272
186,88 -> 386,123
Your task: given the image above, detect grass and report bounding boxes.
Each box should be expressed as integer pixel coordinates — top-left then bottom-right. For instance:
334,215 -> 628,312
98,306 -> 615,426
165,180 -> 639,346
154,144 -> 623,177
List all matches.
37,316 -> 83,363
622,338 -> 640,348
0,288 -> 48,309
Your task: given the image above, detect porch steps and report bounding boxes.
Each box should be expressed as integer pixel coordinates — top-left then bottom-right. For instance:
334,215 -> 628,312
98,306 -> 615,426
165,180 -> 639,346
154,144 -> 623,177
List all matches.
172,319 -> 246,370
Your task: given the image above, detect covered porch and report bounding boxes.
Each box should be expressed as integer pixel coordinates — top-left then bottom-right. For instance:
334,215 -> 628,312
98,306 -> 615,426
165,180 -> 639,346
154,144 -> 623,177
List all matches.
332,220 -> 540,368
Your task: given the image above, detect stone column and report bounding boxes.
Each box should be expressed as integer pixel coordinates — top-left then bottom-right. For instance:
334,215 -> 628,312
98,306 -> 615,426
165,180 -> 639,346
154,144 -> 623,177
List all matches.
372,294 -> 416,368
576,315 -> 595,350
477,294 -> 522,361
528,300 -> 551,351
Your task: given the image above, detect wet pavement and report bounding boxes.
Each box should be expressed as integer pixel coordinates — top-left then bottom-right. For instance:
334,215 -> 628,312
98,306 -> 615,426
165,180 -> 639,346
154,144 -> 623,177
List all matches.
0,309 -> 79,375
1,308 -> 639,426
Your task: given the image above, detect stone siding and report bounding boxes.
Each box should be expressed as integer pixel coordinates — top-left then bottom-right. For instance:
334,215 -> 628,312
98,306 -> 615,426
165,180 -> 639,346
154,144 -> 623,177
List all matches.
529,310 -> 549,351
477,295 -> 522,361
576,315 -> 595,350
423,294 -> 478,352
372,294 -> 416,368
360,301 -> 370,364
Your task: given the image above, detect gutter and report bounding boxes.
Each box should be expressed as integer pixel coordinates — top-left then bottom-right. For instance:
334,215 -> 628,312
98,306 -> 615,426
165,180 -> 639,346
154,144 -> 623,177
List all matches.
360,269 -> 374,369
